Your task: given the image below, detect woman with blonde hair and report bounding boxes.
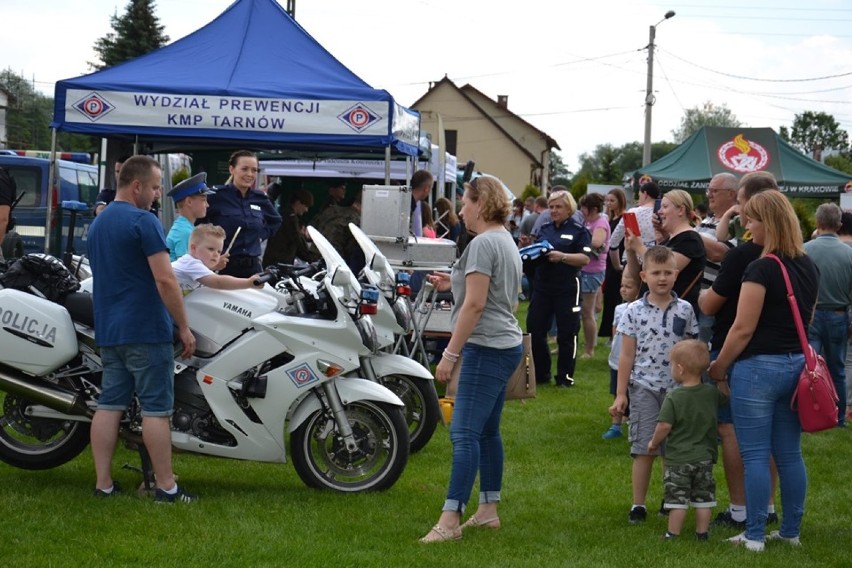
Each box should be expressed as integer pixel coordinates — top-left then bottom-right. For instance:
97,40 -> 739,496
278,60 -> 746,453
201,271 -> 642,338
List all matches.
526,189 -> 591,387
709,190 -> 818,551
421,175 -> 523,542
625,189 -> 705,314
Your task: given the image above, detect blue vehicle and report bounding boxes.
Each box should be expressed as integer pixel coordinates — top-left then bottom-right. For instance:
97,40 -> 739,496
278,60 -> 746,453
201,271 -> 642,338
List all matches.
0,155 -> 99,258
518,239 -> 554,262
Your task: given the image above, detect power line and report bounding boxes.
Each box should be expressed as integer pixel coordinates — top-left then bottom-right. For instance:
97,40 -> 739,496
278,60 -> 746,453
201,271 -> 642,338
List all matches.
654,57 -> 686,113
645,2 -> 852,11
659,48 -> 852,82
678,15 -> 852,22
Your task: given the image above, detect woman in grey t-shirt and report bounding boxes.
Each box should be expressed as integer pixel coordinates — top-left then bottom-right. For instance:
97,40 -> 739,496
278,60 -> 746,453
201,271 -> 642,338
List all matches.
420,176 -> 523,543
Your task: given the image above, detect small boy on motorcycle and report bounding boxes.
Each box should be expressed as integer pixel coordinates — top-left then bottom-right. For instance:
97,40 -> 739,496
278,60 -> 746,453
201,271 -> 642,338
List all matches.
172,224 -> 264,294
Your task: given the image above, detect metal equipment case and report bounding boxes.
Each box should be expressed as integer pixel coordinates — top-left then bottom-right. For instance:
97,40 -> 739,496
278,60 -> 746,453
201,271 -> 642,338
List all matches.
361,185 -> 412,239
361,185 -> 457,268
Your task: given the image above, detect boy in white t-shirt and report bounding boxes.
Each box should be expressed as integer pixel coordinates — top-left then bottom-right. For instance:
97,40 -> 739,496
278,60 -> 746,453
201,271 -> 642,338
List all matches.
172,224 -> 263,294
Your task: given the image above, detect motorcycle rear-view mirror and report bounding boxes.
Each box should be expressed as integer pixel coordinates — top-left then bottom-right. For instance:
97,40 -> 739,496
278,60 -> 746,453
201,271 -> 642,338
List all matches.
331,265 -> 354,288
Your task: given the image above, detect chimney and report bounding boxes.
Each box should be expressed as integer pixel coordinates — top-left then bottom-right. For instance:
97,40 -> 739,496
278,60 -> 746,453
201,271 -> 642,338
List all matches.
497,95 -> 508,109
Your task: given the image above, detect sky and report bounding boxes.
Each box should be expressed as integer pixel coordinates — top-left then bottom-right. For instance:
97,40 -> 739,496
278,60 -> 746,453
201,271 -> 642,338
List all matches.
3,0 -> 852,172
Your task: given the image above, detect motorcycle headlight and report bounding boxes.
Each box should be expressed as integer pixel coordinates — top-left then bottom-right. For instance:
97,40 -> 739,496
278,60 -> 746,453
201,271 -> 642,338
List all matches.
392,298 -> 413,333
356,316 -> 379,353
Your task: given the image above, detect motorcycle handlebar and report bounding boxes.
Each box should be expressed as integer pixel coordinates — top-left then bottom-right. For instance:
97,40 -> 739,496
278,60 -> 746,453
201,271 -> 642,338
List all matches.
273,262 -> 323,280
253,271 -> 277,286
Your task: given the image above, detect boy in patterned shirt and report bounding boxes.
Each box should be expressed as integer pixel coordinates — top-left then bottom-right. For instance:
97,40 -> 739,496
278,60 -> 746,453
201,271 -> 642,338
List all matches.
609,246 -> 698,524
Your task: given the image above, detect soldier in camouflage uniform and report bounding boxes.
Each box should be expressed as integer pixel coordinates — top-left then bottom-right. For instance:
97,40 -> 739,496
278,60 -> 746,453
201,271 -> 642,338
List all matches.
310,192 -> 364,273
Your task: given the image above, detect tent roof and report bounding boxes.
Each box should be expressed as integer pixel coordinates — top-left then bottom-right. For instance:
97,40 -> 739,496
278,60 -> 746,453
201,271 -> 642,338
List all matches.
51,0 -> 419,156
637,127 -> 851,197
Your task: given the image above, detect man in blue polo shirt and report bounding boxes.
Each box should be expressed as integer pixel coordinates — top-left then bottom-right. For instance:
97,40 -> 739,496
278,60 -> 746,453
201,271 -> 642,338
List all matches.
88,155 -> 197,502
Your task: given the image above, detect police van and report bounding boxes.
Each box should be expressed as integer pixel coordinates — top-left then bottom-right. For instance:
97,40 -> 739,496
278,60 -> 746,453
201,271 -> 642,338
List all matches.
0,152 -> 99,258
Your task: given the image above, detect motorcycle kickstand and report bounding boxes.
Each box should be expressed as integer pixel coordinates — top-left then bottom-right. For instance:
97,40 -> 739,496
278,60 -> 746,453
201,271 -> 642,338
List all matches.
121,445 -> 157,497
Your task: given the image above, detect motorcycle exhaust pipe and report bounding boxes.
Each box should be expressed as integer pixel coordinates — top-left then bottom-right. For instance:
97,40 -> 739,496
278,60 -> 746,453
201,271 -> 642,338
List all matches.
0,366 -> 93,419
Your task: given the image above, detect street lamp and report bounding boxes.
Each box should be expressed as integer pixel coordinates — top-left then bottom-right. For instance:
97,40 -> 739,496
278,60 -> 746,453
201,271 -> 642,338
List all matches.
642,10 -> 676,167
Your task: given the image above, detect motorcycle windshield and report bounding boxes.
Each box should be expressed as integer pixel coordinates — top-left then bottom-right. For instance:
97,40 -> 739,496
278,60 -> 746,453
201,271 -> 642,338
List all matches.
348,223 -> 394,289
307,226 -> 359,291
307,226 -> 402,342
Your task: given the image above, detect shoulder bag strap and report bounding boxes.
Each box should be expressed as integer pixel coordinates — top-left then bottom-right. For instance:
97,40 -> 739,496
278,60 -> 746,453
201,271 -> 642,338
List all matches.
765,253 -> 816,371
679,269 -> 704,300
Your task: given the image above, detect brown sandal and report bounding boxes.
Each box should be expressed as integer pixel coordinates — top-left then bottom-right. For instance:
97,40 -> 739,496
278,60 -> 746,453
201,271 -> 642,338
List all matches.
420,524 -> 462,543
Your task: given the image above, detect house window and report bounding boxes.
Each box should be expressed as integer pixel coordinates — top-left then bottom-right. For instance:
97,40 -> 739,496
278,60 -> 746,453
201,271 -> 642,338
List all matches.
445,130 -> 457,156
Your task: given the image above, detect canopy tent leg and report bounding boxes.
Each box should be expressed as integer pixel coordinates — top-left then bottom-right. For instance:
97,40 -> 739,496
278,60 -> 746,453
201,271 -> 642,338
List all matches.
44,129 -> 59,254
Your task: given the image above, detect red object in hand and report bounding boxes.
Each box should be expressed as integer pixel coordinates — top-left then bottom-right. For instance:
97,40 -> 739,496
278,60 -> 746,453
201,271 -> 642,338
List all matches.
623,212 -> 640,237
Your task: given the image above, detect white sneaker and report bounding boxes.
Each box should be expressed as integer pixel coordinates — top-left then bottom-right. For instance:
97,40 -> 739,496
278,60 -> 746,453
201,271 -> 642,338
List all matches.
727,532 -> 765,552
767,530 -> 801,546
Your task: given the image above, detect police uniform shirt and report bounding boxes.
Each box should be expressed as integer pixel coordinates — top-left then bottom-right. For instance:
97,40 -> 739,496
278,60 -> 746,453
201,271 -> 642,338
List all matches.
534,217 -> 591,292
202,184 -> 282,259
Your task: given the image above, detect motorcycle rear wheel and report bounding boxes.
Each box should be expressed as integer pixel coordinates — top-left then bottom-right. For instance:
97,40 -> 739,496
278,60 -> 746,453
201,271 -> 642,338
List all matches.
291,400 -> 409,492
0,392 -> 91,470
380,374 -> 440,453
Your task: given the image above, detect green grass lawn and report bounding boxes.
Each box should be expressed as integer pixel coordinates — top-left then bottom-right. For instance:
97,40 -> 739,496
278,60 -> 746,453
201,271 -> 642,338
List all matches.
1,301 -> 850,567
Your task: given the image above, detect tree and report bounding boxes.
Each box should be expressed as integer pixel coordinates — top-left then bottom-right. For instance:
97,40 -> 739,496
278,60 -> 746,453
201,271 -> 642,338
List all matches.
572,141 -> 678,187
826,154 -> 852,176
91,0 -> 169,70
785,111 -> 850,162
548,151 -> 571,187
671,101 -> 741,143
0,69 -> 96,152
576,144 -> 620,184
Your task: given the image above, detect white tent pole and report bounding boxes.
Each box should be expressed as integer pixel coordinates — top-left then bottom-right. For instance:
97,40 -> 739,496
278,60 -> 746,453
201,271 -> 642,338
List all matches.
384,146 -> 391,184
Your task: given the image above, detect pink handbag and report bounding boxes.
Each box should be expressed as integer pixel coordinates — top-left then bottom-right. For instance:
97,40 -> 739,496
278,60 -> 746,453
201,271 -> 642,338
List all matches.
767,254 -> 839,432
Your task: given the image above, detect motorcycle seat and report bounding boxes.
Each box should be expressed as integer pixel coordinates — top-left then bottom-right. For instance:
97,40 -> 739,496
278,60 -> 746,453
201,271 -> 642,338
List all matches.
64,292 -> 94,328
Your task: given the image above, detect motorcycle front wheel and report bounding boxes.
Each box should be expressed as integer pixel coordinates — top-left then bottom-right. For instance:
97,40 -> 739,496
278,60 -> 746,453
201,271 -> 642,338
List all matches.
0,391 -> 91,470
380,374 -> 440,453
291,400 -> 409,492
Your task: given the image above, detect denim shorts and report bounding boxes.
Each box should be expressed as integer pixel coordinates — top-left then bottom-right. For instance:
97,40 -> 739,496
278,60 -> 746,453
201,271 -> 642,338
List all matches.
580,270 -> 605,294
98,343 -> 175,417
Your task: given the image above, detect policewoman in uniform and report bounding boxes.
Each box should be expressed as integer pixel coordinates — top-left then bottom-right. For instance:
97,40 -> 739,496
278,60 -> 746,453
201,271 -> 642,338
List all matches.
526,189 -> 591,387
201,150 -> 281,278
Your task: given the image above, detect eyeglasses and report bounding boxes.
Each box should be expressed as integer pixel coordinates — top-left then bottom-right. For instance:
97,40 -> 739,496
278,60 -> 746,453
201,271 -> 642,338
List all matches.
706,187 -> 733,195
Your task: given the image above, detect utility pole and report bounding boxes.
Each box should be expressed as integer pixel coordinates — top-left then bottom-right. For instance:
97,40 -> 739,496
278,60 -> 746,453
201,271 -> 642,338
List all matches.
642,10 -> 675,167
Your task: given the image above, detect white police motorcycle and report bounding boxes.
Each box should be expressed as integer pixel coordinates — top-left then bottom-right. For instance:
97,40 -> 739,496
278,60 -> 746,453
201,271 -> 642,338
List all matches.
0,241 -> 410,492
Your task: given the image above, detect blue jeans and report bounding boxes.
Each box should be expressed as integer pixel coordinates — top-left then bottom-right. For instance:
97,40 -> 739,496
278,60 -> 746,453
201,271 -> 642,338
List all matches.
808,309 -> 849,426
444,342 -> 523,514
730,353 -> 807,541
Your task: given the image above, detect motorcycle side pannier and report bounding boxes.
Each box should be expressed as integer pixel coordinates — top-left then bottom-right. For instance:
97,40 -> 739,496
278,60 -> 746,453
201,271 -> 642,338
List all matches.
0,288 -> 78,375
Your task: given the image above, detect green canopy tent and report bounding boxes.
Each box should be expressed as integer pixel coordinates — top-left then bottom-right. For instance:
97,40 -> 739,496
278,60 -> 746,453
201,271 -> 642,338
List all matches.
635,126 -> 852,197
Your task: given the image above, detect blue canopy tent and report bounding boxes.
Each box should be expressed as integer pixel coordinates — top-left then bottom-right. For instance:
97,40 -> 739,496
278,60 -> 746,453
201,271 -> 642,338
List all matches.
46,0 -> 420,252
50,0 -> 419,155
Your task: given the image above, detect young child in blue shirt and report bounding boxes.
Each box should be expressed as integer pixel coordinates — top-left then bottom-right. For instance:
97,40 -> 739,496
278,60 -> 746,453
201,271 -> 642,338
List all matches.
603,275 -> 640,439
